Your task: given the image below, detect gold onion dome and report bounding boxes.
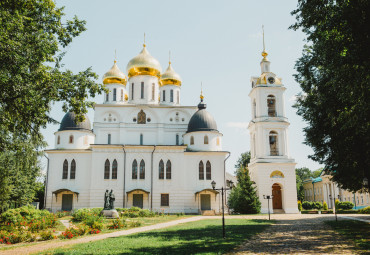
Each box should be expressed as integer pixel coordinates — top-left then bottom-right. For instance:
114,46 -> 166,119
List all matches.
126,45 -> 162,78
160,62 -> 182,86
103,60 -> 127,85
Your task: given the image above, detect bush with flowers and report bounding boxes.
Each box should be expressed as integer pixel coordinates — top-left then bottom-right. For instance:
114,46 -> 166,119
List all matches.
108,218 -> 126,230
89,228 -> 101,234
39,230 -> 57,241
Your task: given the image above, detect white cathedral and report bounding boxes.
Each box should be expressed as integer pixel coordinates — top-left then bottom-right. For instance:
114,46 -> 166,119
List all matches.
45,42 -> 298,214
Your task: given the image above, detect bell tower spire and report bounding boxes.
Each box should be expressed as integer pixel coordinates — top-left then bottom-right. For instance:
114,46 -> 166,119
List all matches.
260,25 -> 271,73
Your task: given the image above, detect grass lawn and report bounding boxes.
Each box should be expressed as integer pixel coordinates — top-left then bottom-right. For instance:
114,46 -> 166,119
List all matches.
325,220 -> 370,253
43,219 -> 272,255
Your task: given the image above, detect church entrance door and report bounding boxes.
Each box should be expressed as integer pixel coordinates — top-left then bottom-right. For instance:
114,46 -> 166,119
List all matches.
200,194 -> 211,210
133,194 -> 143,208
272,184 -> 282,209
62,194 -> 73,211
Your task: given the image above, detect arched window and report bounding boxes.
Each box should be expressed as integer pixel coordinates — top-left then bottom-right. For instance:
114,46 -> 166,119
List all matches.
57,135 -> 60,145
267,95 -> 276,117
190,136 -> 194,145
121,89 -> 124,101
141,82 -> 144,99
139,160 -> 145,179
140,134 -> 143,145
69,135 -> 74,144
159,160 -> 164,179
106,92 -> 109,102
204,135 -> 209,144
62,159 -> 68,179
132,160 -> 137,179
176,134 -> 179,145
163,90 -> 166,101
112,159 -> 117,179
108,134 -> 111,144
216,137 -> 220,146
170,89 -> 174,102
206,161 -> 211,180
199,161 -> 204,180
131,83 -> 134,100
177,91 -> 179,104
104,159 -> 110,179
166,160 -> 171,179
269,131 -> 278,156
70,159 -> 76,179
152,83 -> 155,100
113,88 -> 117,101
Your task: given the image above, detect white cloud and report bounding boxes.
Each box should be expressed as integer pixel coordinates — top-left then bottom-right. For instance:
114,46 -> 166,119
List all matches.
226,122 -> 249,129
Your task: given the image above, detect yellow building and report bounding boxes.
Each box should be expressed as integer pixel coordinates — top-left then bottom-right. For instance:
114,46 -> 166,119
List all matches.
303,173 -> 369,209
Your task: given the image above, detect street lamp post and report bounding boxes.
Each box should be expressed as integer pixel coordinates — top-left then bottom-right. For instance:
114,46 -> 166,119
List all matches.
263,195 -> 273,220
211,180 -> 233,239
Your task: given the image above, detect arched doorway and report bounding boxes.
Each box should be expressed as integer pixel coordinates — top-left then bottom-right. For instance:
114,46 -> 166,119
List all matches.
272,183 -> 282,209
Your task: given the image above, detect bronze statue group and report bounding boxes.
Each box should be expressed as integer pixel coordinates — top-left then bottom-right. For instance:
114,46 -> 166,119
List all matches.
104,189 -> 115,210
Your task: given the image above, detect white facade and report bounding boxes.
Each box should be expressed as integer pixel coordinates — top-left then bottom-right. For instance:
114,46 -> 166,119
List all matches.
45,46 -> 229,214
248,52 -> 299,214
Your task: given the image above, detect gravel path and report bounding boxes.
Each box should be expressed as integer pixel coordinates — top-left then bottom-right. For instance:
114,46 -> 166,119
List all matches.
228,214 -> 366,255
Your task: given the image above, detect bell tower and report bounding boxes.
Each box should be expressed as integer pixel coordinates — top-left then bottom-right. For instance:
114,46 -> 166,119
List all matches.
248,27 -> 298,213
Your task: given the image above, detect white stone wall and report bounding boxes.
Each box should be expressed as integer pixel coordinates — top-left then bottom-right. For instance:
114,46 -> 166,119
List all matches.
55,130 -> 95,150
184,131 -> 222,151
128,75 -> 160,105
104,83 -> 127,105
159,85 -> 181,106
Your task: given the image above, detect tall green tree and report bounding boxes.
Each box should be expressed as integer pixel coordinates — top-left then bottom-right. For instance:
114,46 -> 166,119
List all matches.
295,167 -> 312,201
229,152 -> 261,214
290,0 -> 370,191
0,0 -> 105,210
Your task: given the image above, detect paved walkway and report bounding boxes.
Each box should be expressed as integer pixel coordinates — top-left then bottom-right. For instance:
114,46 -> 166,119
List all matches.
228,214 -> 369,255
0,214 -> 368,255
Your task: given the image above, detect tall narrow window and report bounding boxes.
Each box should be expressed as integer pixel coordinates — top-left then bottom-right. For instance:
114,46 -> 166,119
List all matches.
166,160 -> 171,179
161,194 -> 169,206
204,135 -> 209,144
163,90 -> 166,101
69,135 -> 74,144
132,160 -> 137,179
57,135 -> 60,145
112,159 -> 117,179
141,82 -> 144,99
269,131 -> 278,156
70,159 -> 76,179
108,134 -> 111,144
121,89 -> 124,101
176,134 -> 179,145
170,89 -> 174,102
267,95 -> 276,117
159,160 -> 164,179
62,159 -> 68,179
253,99 -> 256,118
83,136 -> 88,145
199,161 -> 204,180
106,92 -> 109,102
177,91 -> 179,104
190,136 -> 194,145
216,137 -> 220,146
113,88 -> 117,101
206,161 -> 211,180
139,159 -> 145,179
152,83 -> 155,100
104,159 -> 110,179
140,134 -> 143,145
131,83 -> 134,100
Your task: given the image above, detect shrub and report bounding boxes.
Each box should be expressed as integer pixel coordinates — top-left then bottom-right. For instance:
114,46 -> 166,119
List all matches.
39,230 -> 56,241
337,201 -> 354,210
108,218 -> 126,230
129,207 -> 141,212
83,214 -> 103,228
297,201 -> 302,211
359,206 -> 370,214
92,221 -> 104,231
60,229 -> 74,239
128,220 -> 142,228
323,201 -> 328,210
337,209 -> 358,214
89,229 -> 101,234
72,208 -> 103,222
138,209 -> 153,217
55,211 -> 71,218
302,201 -> 313,210
335,199 -> 340,209
314,202 -> 323,210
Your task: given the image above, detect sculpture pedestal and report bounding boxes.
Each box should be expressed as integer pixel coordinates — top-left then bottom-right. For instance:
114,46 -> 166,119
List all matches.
101,209 -> 119,219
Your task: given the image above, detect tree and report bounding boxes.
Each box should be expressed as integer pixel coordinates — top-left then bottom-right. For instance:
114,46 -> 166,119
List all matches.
290,0 -> 370,191
0,0 -> 105,211
295,167 -> 312,201
229,152 -> 261,214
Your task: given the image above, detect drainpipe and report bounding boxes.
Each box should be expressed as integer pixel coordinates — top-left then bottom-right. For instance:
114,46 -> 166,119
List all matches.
43,154 -> 50,210
150,145 -> 156,210
223,152 -> 231,210
123,146 -> 126,208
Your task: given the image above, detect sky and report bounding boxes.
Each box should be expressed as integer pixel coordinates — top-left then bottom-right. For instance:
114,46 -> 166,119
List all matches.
42,0 -> 323,174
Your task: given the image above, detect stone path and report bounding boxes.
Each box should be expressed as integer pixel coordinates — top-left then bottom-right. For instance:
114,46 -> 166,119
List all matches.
59,220 -> 71,229
0,214 -> 368,255
227,214 -> 368,255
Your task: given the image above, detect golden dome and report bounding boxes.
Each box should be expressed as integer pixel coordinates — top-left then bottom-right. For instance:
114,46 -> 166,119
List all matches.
160,62 -> 182,86
103,61 -> 127,85
126,45 -> 162,78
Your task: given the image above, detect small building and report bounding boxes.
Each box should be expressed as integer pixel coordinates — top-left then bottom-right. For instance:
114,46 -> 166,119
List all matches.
303,173 -> 370,209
